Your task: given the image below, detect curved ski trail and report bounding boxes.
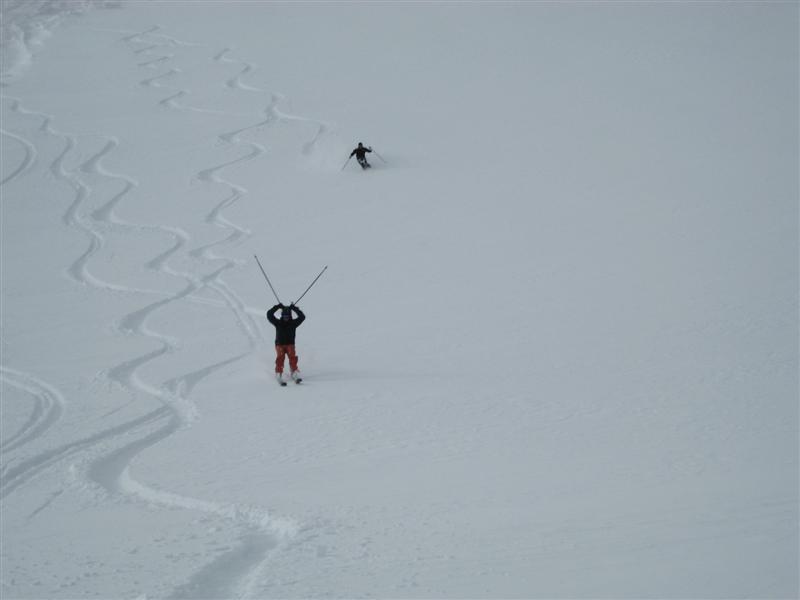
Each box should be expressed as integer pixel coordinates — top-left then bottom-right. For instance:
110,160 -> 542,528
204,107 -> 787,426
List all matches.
72,26 -> 303,598
3,18 -> 334,597
0,367 -> 65,455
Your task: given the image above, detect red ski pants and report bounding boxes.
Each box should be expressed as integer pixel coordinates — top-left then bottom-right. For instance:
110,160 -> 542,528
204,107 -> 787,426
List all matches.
274,344 -> 299,374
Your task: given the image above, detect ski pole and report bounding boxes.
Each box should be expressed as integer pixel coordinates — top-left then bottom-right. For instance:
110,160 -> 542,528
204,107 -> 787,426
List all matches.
372,148 -> 387,164
293,265 -> 328,304
254,254 -> 282,304
341,156 -> 352,171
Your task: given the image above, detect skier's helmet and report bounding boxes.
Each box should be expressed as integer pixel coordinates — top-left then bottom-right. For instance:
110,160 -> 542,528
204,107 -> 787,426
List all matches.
281,307 -> 292,320
358,142 -> 363,147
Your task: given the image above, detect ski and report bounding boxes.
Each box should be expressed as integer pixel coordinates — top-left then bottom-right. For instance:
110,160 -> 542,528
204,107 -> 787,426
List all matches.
276,374 -> 302,386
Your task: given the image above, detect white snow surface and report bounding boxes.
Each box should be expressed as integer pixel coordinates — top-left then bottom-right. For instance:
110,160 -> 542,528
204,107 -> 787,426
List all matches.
1,1 -> 798,598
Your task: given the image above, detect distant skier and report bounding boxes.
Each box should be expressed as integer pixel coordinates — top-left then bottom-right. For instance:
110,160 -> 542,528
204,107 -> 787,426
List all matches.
349,142 -> 373,169
267,303 -> 305,385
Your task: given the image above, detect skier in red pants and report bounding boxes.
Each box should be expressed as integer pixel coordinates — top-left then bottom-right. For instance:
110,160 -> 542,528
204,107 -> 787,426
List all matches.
267,303 -> 305,385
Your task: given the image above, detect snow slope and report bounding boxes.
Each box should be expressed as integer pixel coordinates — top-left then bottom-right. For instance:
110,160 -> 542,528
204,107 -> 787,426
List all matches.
1,1 -> 797,598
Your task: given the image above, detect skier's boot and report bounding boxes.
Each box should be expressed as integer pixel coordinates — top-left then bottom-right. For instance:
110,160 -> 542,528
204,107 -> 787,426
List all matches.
276,373 -> 286,387
291,371 -> 303,384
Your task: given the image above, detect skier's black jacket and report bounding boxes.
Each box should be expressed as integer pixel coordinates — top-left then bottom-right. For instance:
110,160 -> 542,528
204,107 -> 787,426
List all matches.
350,145 -> 372,160
267,305 -> 305,345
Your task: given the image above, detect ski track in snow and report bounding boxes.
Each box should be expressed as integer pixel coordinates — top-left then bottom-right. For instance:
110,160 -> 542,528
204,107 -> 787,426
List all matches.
101,28 -> 313,597
0,95 -> 167,506
0,367 -> 65,455
4,25 -> 299,598
0,404 -> 169,501
214,47 -> 330,154
1,13 -> 330,596
0,103 -> 186,517
0,125 -> 36,185
27,23 -> 307,598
